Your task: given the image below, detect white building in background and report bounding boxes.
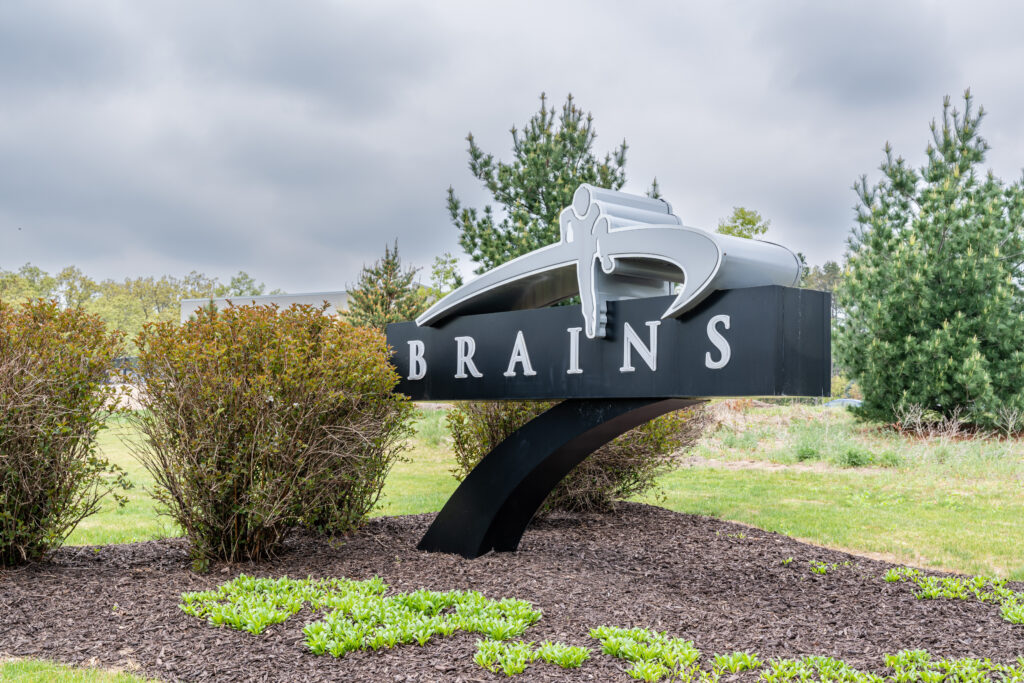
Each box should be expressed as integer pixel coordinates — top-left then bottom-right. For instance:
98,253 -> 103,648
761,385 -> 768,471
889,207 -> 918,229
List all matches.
179,291 -> 349,323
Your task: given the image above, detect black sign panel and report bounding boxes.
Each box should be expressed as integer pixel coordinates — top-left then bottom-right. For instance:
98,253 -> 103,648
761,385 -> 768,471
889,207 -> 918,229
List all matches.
386,285 -> 830,401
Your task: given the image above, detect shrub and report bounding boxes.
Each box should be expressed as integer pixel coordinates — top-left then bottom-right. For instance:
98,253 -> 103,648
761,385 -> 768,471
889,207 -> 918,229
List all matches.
0,300 -> 127,565
447,401 -> 709,513
132,304 -> 412,565
836,445 -> 871,468
794,442 -> 821,462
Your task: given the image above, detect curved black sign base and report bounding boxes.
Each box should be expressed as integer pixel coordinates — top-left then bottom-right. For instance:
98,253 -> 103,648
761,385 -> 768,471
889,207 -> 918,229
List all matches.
417,398 -> 700,559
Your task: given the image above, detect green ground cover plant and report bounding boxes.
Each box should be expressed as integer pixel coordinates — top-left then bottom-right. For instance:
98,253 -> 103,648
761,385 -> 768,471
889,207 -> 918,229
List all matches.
885,567 -> 1024,624
759,651 -> 1024,683
589,625 -> 703,681
712,651 -> 761,673
472,639 -> 591,676
810,560 -> 852,575
180,575 -> 542,658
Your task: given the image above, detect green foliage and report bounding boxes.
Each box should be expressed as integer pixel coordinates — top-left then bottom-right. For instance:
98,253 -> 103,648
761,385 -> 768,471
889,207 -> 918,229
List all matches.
412,408 -> 448,449
836,91 -> 1024,429
535,640 -> 591,668
882,650 -> 1024,683
810,560 -> 850,575
712,651 -> 761,673
760,655 -> 873,682
131,304 -> 413,564
346,241 -> 426,331
0,300 -> 129,565
589,625 -> 703,682
474,640 -> 537,676
420,251 -> 464,306
716,206 -> 771,239
0,263 -> 57,303
181,574 -> 542,659
756,651 -> 1024,683
794,441 -> 821,462
0,263 -> 278,341
885,567 -> 1024,624
447,401 -> 710,513
449,92 -> 646,273
802,260 -> 845,320
803,260 -> 844,292
472,638 -> 592,675
838,445 -> 872,468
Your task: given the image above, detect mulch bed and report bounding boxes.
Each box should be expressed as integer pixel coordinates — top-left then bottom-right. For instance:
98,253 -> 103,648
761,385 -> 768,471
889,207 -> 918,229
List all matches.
1,502 -> 1022,682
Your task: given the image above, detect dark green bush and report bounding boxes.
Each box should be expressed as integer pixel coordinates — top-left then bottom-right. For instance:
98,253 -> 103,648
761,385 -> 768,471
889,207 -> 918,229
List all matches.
837,445 -> 872,468
132,304 -> 412,565
0,300 -> 127,565
795,443 -> 821,462
447,401 -> 710,513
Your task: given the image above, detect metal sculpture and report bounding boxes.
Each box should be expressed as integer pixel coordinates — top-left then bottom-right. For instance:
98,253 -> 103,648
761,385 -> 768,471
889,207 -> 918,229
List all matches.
417,184 -> 802,338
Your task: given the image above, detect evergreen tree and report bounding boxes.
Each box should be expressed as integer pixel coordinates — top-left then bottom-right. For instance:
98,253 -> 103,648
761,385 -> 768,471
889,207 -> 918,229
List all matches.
716,206 -> 771,239
836,91 -> 1024,428
449,93 -> 655,273
346,241 -> 426,330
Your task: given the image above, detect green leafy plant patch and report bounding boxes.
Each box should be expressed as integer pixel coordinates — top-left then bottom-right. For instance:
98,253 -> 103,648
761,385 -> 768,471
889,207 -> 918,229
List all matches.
589,626 -> 704,681
473,639 -> 591,676
885,567 -> 1024,624
180,575 -> 541,658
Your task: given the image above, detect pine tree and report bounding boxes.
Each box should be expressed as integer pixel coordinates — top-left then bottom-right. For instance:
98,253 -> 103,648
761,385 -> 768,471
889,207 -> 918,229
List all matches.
346,241 -> 426,330
836,91 -> 1024,429
448,93 -> 649,274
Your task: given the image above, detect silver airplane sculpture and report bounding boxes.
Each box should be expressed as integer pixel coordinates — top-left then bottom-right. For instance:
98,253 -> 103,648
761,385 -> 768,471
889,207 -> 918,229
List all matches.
417,184 -> 802,338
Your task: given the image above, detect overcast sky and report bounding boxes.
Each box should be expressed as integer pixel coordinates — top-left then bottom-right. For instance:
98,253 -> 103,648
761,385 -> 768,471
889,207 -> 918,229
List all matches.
2,1 -> 1023,292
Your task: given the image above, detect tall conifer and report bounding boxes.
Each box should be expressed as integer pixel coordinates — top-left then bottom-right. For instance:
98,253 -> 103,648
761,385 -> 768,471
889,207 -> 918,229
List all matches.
447,93 -> 638,274
347,242 -> 425,331
837,91 -> 1024,428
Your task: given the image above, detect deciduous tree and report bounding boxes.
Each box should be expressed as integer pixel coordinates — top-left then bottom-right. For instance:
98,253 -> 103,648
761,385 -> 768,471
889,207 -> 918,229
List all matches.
716,206 -> 771,239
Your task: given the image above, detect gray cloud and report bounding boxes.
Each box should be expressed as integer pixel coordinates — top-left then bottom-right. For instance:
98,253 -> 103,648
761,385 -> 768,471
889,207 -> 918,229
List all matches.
2,0 -> 1023,293
755,2 -> 954,108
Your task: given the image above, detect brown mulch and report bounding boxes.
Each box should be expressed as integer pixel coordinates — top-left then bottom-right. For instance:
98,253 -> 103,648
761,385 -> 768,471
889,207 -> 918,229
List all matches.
1,503 -> 1022,682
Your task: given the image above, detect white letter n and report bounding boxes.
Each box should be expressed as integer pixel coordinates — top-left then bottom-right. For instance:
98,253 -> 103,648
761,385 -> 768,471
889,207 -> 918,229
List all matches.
620,321 -> 661,373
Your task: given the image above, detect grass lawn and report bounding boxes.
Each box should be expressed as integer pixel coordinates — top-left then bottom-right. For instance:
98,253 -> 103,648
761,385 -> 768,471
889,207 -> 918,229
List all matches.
64,416 -> 177,546
0,659 -> 154,682
639,403 -> 1024,579
67,403 -> 1024,579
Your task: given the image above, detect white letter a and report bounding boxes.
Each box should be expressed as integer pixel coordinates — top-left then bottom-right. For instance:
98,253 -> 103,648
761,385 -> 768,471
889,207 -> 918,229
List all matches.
503,330 -> 537,377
